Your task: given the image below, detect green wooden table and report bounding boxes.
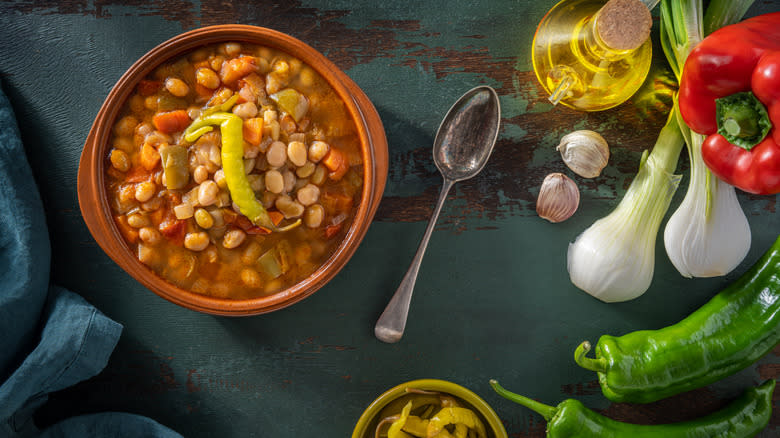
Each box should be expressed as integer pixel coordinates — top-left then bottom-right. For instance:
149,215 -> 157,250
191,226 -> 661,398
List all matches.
1,1 -> 778,436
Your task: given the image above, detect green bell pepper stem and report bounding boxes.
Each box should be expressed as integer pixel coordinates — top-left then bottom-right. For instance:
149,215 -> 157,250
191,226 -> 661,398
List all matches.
715,91 -> 772,150
184,111 -> 300,232
573,341 -> 606,373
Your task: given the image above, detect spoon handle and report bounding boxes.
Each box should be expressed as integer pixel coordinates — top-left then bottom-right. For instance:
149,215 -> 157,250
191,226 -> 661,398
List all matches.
375,178 -> 455,343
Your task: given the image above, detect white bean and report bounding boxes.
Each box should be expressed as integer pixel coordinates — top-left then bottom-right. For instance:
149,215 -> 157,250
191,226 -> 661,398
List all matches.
223,229 -> 247,249
184,232 -> 210,251
135,181 -> 156,203
283,170 -> 296,193
287,141 -> 308,167
265,170 -> 284,194
308,141 -> 330,163
296,184 -> 321,206
266,141 -> 287,168
198,180 -> 220,206
304,204 -> 324,228
193,165 -> 209,184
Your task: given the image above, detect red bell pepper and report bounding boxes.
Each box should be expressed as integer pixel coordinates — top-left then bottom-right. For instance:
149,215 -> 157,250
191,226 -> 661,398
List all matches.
678,12 -> 780,195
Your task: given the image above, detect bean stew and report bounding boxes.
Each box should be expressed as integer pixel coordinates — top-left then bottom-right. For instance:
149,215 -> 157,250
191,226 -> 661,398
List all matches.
105,42 -> 363,299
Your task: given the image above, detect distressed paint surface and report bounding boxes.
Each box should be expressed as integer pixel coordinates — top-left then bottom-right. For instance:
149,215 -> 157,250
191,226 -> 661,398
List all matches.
0,1 -> 778,437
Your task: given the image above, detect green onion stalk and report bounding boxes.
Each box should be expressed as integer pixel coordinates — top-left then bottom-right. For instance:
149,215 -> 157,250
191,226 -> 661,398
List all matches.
662,0 -> 754,279
567,0 -> 756,302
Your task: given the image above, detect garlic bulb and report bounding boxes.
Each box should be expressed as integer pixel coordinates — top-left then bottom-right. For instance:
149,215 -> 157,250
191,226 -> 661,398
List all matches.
536,173 -> 580,223
557,130 -> 610,178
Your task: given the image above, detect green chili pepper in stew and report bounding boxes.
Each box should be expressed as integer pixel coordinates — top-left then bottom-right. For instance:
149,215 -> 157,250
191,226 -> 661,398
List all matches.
575,234 -> 780,404
183,111 -> 300,232
490,379 -> 775,438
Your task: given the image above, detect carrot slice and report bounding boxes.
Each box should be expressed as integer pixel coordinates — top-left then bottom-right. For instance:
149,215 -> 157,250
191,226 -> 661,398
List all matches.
242,117 -> 263,146
321,148 -> 349,180
268,211 -> 284,226
153,110 -> 191,134
220,56 -> 258,86
139,143 -> 160,171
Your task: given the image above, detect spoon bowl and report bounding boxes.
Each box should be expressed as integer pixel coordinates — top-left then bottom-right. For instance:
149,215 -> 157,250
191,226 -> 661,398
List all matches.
375,86 -> 500,343
434,86 -> 501,181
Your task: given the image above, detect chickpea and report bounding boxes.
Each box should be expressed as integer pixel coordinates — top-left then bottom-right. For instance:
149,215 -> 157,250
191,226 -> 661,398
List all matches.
232,102 -> 258,119
304,204 -> 324,228
184,232 -> 210,252
165,77 -> 190,97
266,141 -> 287,168
287,141 -> 308,167
296,184 -> 321,206
198,180 -> 220,206
127,213 -> 149,228
110,149 -> 130,172
114,116 -> 138,137
240,268 -> 262,288
135,181 -> 156,203
223,229 -> 247,249
308,141 -> 330,163
139,227 -> 162,245
193,165 -> 209,184
196,67 -> 220,89
194,208 -> 214,229
265,170 -> 284,194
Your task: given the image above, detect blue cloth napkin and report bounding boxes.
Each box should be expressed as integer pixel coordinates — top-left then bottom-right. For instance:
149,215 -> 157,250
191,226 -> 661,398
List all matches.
0,84 -> 182,438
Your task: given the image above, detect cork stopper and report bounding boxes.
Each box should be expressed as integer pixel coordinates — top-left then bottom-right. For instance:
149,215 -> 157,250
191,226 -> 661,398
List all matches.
596,0 -> 652,51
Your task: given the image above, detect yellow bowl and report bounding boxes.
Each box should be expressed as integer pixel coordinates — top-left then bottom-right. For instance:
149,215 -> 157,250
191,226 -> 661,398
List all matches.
352,379 -> 507,438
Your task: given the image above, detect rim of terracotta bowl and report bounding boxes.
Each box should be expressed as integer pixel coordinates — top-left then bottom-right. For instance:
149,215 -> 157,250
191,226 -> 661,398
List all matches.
77,24 -> 388,316
352,379 -> 508,438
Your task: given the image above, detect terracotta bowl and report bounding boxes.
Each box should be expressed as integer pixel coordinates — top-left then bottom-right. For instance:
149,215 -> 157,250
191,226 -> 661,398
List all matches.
77,25 -> 388,316
352,379 -> 508,438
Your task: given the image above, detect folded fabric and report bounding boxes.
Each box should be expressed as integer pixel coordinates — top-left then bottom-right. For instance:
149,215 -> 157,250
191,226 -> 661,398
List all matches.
0,82 -> 181,437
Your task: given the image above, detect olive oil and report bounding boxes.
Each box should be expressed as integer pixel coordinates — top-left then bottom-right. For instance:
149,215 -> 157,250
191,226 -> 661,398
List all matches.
532,0 -> 653,111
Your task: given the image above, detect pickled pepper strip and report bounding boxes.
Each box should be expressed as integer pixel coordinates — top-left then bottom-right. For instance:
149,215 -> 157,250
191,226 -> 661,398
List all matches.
183,111 -> 300,232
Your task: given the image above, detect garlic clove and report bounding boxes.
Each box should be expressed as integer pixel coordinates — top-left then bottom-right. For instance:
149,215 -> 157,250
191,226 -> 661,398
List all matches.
557,130 -> 610,178
536,173 -> 580,223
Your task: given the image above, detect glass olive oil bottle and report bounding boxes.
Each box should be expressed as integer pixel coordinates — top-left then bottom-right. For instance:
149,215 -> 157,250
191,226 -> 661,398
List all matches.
532,0 -> 654,111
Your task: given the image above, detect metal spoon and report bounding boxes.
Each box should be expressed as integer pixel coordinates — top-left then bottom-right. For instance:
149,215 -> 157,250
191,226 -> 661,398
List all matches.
374,85 -> 501,343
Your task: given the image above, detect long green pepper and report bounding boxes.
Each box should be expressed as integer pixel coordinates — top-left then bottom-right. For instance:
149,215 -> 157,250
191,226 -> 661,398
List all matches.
490,379 -> 775,438
575,234 -> 780,403
183,109 -> 299,233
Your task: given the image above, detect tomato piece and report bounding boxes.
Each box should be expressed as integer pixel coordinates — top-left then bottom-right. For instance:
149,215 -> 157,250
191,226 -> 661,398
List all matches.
324,223 -> 343,239
137,80 -> 161,96
125,166 -> 152,183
